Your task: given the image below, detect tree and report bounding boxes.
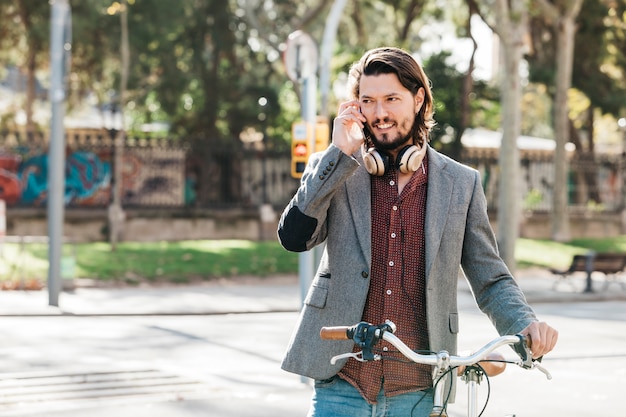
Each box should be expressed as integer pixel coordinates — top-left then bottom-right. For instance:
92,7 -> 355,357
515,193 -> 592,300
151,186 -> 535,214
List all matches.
527,0 -> 626,209
424,50 -> 499,157
468,0 -> 530,271
534,0 -> 584,242
0,0 -> 50,131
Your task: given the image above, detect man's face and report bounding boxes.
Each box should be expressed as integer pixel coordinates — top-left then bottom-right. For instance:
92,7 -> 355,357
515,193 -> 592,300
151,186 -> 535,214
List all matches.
358,73 -> 424,153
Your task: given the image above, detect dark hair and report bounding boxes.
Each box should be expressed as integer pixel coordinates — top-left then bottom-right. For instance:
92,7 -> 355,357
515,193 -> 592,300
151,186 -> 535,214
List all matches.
348,47 -> 435,145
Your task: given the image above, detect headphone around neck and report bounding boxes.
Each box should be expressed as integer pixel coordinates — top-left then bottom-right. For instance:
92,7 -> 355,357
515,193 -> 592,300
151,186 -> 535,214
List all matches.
362,143 -> 427,176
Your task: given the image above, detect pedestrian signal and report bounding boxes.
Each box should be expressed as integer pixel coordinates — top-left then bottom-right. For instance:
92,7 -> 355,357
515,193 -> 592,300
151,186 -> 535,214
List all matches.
291,121 -> 312,178
293,143 -> 308,157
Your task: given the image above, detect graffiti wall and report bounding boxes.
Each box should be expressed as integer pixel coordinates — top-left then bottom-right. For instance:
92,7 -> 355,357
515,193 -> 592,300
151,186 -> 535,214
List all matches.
0,146 -> 186,207
0,149 -> 112,206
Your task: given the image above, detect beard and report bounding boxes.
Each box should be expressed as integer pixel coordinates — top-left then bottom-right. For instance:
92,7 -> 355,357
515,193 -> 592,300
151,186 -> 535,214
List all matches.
368,116 -> 418,152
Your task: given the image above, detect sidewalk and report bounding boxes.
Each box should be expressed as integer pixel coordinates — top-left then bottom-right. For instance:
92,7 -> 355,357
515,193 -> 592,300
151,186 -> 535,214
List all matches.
0,270 -> 624,316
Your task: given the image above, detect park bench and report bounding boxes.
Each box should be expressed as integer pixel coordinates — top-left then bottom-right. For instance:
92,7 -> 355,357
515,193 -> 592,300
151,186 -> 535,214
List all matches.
549,252 -> 626,292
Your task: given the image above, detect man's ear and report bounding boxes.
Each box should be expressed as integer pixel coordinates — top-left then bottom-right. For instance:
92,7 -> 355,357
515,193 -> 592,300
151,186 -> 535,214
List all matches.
415,87 -> 425,112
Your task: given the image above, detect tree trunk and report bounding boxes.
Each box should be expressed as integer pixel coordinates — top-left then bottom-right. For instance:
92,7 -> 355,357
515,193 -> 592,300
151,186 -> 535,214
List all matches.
551,17 -> 577,242
454,12 -> 479,162
492,1 -> 527,272
497,40 -> 523,272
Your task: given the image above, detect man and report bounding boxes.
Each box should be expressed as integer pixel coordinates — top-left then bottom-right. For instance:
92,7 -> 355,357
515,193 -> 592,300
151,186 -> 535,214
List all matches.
277,47 -> 558,416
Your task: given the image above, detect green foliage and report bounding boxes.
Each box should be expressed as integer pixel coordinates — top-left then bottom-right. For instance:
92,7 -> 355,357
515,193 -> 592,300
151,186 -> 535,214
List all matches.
527,0 -> 626,119
423,50 -> 500,155
3,0 -> 626,155
522,188 -> 544,210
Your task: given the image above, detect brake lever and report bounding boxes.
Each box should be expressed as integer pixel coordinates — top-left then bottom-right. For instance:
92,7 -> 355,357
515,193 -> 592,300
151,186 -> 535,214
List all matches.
512,334 -> 552,380
532,360 -> 552,380
513,334 -> 533,369
330,351 -> 366,365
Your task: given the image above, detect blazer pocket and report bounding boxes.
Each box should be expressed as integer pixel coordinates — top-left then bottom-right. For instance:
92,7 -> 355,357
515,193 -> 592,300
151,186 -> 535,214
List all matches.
304,285 -> 328,309
448,312 -> 459,334
304,273 -> 331,308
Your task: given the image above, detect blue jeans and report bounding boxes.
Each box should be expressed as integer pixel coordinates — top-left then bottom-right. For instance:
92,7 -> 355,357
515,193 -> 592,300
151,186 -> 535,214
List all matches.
307,376 -> 434,417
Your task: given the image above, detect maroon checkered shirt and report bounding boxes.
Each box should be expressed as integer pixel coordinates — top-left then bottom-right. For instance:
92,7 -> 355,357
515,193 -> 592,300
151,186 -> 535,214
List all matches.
339,155 -> 432,404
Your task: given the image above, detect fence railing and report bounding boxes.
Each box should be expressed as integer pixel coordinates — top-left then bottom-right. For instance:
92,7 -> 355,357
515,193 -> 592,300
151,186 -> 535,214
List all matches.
1,130 -> 623,214
462,148 -> 625,213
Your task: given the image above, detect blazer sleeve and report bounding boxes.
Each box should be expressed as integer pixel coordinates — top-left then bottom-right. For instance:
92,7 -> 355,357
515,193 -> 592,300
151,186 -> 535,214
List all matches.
460,169 -> 537,335
277,143 -> 359,252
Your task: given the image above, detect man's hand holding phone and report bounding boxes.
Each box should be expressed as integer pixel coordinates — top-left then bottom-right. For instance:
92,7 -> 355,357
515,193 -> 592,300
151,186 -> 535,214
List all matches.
333,100 -> 367,156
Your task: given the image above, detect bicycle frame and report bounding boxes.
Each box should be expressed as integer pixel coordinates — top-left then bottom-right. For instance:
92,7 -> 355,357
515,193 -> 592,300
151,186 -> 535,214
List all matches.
320,321 -> 551,417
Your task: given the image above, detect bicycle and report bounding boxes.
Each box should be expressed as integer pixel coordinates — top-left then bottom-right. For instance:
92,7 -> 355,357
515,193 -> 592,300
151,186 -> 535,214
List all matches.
320,321 -> 552,417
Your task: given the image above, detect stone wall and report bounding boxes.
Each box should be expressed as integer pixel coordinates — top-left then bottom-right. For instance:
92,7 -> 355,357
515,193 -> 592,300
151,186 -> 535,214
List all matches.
6,207 -> 623,243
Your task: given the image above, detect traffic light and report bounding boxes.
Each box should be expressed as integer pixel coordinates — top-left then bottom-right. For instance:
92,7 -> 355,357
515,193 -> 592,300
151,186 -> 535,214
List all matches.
291,118 -> 331,178
291,121 -> 311,178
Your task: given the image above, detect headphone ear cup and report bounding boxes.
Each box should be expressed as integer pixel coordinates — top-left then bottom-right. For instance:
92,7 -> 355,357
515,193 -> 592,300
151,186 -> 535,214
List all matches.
396,144 -> 427,174
363,148 -> 388,176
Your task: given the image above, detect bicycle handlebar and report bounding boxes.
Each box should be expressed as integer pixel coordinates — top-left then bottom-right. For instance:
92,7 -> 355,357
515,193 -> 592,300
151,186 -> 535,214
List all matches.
320,321 -> 551,380
319,325 -> 354,340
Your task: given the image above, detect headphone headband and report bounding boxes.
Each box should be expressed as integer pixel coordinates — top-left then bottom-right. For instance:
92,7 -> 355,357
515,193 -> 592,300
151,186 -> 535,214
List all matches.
361,143 -> 426,176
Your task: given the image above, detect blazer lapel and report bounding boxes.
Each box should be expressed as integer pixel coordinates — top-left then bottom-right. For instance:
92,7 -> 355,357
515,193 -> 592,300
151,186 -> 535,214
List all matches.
424,148 -> 454,282
346,156 -> 372,267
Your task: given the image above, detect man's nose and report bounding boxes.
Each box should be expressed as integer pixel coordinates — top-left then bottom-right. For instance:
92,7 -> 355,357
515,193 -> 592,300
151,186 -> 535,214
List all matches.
374,102 -> 388,119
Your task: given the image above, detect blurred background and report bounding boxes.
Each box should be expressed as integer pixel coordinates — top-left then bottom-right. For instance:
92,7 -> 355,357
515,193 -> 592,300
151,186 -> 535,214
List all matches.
0,0 -> 625,245
1,4 -> 625,416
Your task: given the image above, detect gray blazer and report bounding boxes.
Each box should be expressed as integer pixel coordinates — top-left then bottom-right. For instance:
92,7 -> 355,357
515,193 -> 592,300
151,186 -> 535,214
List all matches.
277,143 -> 536,381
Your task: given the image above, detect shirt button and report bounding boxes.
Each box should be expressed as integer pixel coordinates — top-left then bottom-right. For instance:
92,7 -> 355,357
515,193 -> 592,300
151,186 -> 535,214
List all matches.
389,261 -> 394,267
383,347 -> 389,352
389,180 -> 395,186
392,205 -> 398,211
386,289 -> 392,295
391,232 -> 396,238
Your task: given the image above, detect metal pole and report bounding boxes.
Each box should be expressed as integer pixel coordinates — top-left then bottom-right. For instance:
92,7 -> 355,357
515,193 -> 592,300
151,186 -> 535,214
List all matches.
48,0 -> 71,306
110,0 -> 129,250
319,0 -> 348,118
298,75 -> 318,304
583,251 -> 595,293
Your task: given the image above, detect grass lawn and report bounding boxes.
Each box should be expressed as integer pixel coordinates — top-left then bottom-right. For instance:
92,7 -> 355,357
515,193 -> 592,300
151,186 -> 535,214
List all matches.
0,240 -> 298,286
2,236 -> 626,286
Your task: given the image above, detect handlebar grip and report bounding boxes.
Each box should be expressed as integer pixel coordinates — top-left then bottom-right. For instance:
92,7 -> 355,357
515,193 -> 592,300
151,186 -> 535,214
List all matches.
320,326 -> 352,340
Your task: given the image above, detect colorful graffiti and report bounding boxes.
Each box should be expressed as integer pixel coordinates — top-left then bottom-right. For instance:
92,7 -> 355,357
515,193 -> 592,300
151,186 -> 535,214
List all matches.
0,151 -> 111,206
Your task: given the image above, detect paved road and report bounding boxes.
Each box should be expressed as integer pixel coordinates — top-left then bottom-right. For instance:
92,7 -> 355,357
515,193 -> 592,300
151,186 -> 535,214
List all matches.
0,274 -> 625,416
0,312 -> 311,417
449,300 -> 626,417
2,302 -> 625,417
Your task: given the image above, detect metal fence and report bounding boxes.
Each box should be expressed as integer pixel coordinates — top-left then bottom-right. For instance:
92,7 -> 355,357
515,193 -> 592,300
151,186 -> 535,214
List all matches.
462,148 -> 625,213
1,129 -> 623,214
0,129 -> 300,210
